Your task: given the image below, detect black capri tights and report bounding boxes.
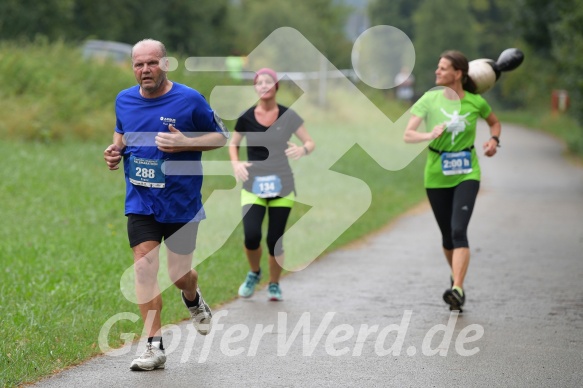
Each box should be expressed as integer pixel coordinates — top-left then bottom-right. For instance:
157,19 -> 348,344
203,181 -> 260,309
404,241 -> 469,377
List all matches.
426,179 -> 480,250
242,204 -> 292,256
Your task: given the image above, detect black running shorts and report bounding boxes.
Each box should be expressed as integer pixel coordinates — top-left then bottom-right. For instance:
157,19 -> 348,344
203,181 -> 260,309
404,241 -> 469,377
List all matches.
127,214 -> 199,255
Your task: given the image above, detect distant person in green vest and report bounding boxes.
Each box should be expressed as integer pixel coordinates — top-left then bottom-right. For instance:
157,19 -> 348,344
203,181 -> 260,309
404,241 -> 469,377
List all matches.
403,50 -> 501,313
225,52 -> 246,81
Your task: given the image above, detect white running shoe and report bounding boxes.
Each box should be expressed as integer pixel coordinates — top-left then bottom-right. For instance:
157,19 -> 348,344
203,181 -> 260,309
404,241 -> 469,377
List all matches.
182,288 -> 213,335
130,343 -> 166,371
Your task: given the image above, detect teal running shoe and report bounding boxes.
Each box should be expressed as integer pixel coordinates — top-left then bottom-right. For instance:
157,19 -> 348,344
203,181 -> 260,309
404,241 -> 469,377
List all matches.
268,282 -> 283,301
238,271 -> 261,298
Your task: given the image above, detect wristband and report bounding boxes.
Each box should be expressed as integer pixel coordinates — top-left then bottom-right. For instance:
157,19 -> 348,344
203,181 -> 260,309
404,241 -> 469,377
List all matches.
491,136 -> 500,147
303,146 -> 309,155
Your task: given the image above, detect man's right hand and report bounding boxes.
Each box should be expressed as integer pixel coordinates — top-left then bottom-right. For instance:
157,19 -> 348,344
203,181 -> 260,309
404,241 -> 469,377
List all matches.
104,144 -> 123,170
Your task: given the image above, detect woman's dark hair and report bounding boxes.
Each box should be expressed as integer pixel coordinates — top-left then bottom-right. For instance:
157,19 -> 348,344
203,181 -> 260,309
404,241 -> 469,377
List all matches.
440,50 -> 477,93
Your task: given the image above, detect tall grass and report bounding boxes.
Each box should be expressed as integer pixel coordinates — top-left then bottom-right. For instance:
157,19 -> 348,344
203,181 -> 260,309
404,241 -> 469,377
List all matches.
0,41 -> 130,142
0,41 -> 239,142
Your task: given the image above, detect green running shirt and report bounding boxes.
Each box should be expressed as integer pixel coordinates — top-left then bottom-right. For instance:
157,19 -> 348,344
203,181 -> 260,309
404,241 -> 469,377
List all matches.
410,89 -> 492,188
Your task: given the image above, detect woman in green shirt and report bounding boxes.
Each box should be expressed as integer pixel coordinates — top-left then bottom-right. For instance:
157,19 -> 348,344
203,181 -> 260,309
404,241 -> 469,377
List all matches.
403,50 -> 501,312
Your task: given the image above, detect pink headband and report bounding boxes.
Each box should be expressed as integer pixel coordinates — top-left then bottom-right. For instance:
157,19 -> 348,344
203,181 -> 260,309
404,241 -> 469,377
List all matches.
254,68 -> 279,90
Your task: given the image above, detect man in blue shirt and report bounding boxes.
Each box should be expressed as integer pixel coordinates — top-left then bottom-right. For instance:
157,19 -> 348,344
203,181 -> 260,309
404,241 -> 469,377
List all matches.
104,39 -> 229,371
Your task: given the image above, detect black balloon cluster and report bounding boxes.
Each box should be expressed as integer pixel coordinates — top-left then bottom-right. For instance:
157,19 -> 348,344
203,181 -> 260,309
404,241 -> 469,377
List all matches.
469,48 -> 525,94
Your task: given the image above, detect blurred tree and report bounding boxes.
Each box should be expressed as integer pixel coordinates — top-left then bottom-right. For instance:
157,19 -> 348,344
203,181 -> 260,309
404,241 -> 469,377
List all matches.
0,0 -> 75,41
551,0 -> 583,127
504,0 -> 582,128
1,0 -> 233,56
515,0 -> 561,56
368,0 -> 422,41
230,0 -> 351,69
468,0 -> 521,59
411,0 -> 479,93
71,0 -> 136,42
156,0 -> 233,56
465,0 -> 524,106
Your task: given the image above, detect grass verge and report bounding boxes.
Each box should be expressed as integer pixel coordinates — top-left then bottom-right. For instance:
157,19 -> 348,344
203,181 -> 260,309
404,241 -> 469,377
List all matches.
0,121 -> 426,387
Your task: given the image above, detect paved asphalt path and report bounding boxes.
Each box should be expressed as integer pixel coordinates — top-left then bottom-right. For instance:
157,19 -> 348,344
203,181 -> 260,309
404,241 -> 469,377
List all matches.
31,123 -> 583,387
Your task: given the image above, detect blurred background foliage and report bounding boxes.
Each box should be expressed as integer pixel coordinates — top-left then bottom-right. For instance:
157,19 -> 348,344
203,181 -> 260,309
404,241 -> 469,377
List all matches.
0,0 -> 582,150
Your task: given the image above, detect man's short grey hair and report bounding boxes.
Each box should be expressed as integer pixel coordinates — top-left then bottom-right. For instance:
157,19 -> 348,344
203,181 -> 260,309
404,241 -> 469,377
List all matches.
131,39 -> 167,59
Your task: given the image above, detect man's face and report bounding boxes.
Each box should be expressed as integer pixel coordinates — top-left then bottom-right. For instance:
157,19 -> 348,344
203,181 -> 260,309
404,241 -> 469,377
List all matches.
132,43 -> 168,95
